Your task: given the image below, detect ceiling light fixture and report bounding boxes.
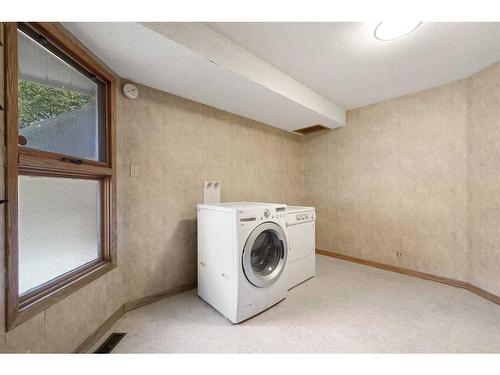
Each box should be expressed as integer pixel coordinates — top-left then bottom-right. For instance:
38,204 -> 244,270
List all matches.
374,21 -> 422,41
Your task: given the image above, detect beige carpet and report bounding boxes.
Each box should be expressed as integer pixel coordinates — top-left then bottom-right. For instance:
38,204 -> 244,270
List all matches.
92,255 -> 500,353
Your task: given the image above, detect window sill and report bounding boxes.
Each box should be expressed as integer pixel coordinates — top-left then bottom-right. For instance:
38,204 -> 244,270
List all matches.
7,260 -> 116,331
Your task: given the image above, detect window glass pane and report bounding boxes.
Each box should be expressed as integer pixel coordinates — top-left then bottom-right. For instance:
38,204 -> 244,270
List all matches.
17,26 -> 106,162
18,176 -> 101,295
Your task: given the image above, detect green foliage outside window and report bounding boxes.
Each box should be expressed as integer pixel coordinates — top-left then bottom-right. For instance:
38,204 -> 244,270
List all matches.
18,80 -> 95,129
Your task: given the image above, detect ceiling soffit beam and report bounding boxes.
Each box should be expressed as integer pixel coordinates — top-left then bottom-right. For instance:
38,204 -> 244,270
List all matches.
142,22 -> 346,128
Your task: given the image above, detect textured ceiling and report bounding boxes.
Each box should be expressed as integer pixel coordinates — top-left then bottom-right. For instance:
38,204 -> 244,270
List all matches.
208,22 -> 500,109
63,23 -> 344,132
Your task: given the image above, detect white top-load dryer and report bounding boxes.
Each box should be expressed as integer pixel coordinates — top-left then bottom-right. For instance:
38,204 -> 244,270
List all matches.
286,206 -> 316,289
197,202 -> 288,323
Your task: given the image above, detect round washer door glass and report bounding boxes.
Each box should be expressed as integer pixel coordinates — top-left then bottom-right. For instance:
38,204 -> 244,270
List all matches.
251,231 -> 281,276
242,222 -> 287,288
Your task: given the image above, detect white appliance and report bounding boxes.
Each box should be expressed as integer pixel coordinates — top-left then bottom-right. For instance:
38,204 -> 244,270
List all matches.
197,202 -> 288,323
286,206 -> 316,289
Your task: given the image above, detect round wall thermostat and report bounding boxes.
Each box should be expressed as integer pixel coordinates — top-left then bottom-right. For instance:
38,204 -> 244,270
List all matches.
122,83 -> 139,99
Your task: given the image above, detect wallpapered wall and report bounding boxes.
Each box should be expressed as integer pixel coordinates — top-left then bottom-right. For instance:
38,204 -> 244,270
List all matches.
466,62 -> 500,296
304,80 -> 468,280
116,80 -> 304,304
304,61 -> 500,296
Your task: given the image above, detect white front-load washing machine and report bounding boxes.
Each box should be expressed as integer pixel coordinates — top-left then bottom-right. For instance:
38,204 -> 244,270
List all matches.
197,202 -> 288,323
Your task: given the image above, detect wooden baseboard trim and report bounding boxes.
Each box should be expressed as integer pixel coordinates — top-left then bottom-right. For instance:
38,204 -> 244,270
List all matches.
316,249 -> 466,288
74,281 -> 197,353
316,249 -> 500,306
466,283 -> 500,305
74,305 -> 124,353
123,281 -> 197,312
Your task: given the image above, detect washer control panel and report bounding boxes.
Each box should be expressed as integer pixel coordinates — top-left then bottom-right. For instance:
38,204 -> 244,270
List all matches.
238,205 -> 287,225
272,206 -> 287,220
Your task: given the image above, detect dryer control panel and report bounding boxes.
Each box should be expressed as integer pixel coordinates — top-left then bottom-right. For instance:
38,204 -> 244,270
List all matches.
287,210 -> 316,226
296,212 -> 315,221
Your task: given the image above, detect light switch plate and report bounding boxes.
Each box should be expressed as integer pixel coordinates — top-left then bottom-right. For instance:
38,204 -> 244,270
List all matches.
130,164 -> 139,177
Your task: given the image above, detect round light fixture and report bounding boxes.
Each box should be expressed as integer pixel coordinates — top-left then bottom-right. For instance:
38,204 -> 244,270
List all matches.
374,21 -> 422,41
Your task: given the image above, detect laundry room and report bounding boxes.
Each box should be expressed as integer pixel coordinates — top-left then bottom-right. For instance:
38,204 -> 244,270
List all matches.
1,2 -> 500,371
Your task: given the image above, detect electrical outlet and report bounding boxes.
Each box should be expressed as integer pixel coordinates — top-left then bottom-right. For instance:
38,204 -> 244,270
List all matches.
130,164 -> 139,177
396,251 -> 403,258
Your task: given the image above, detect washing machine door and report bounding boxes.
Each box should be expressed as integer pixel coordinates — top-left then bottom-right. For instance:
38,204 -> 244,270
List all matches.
242,222 -> 288,288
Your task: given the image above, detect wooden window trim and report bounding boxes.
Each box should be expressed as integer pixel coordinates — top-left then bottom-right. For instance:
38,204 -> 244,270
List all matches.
4,22 -> 117,331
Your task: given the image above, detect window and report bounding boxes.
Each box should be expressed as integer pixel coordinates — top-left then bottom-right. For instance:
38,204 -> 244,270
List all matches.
18,176 -> 102,294
4,23 -> 116,330
16,24 -> 107,162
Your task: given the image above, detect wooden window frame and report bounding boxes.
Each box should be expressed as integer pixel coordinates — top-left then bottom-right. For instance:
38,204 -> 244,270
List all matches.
4,22 -> 117,331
